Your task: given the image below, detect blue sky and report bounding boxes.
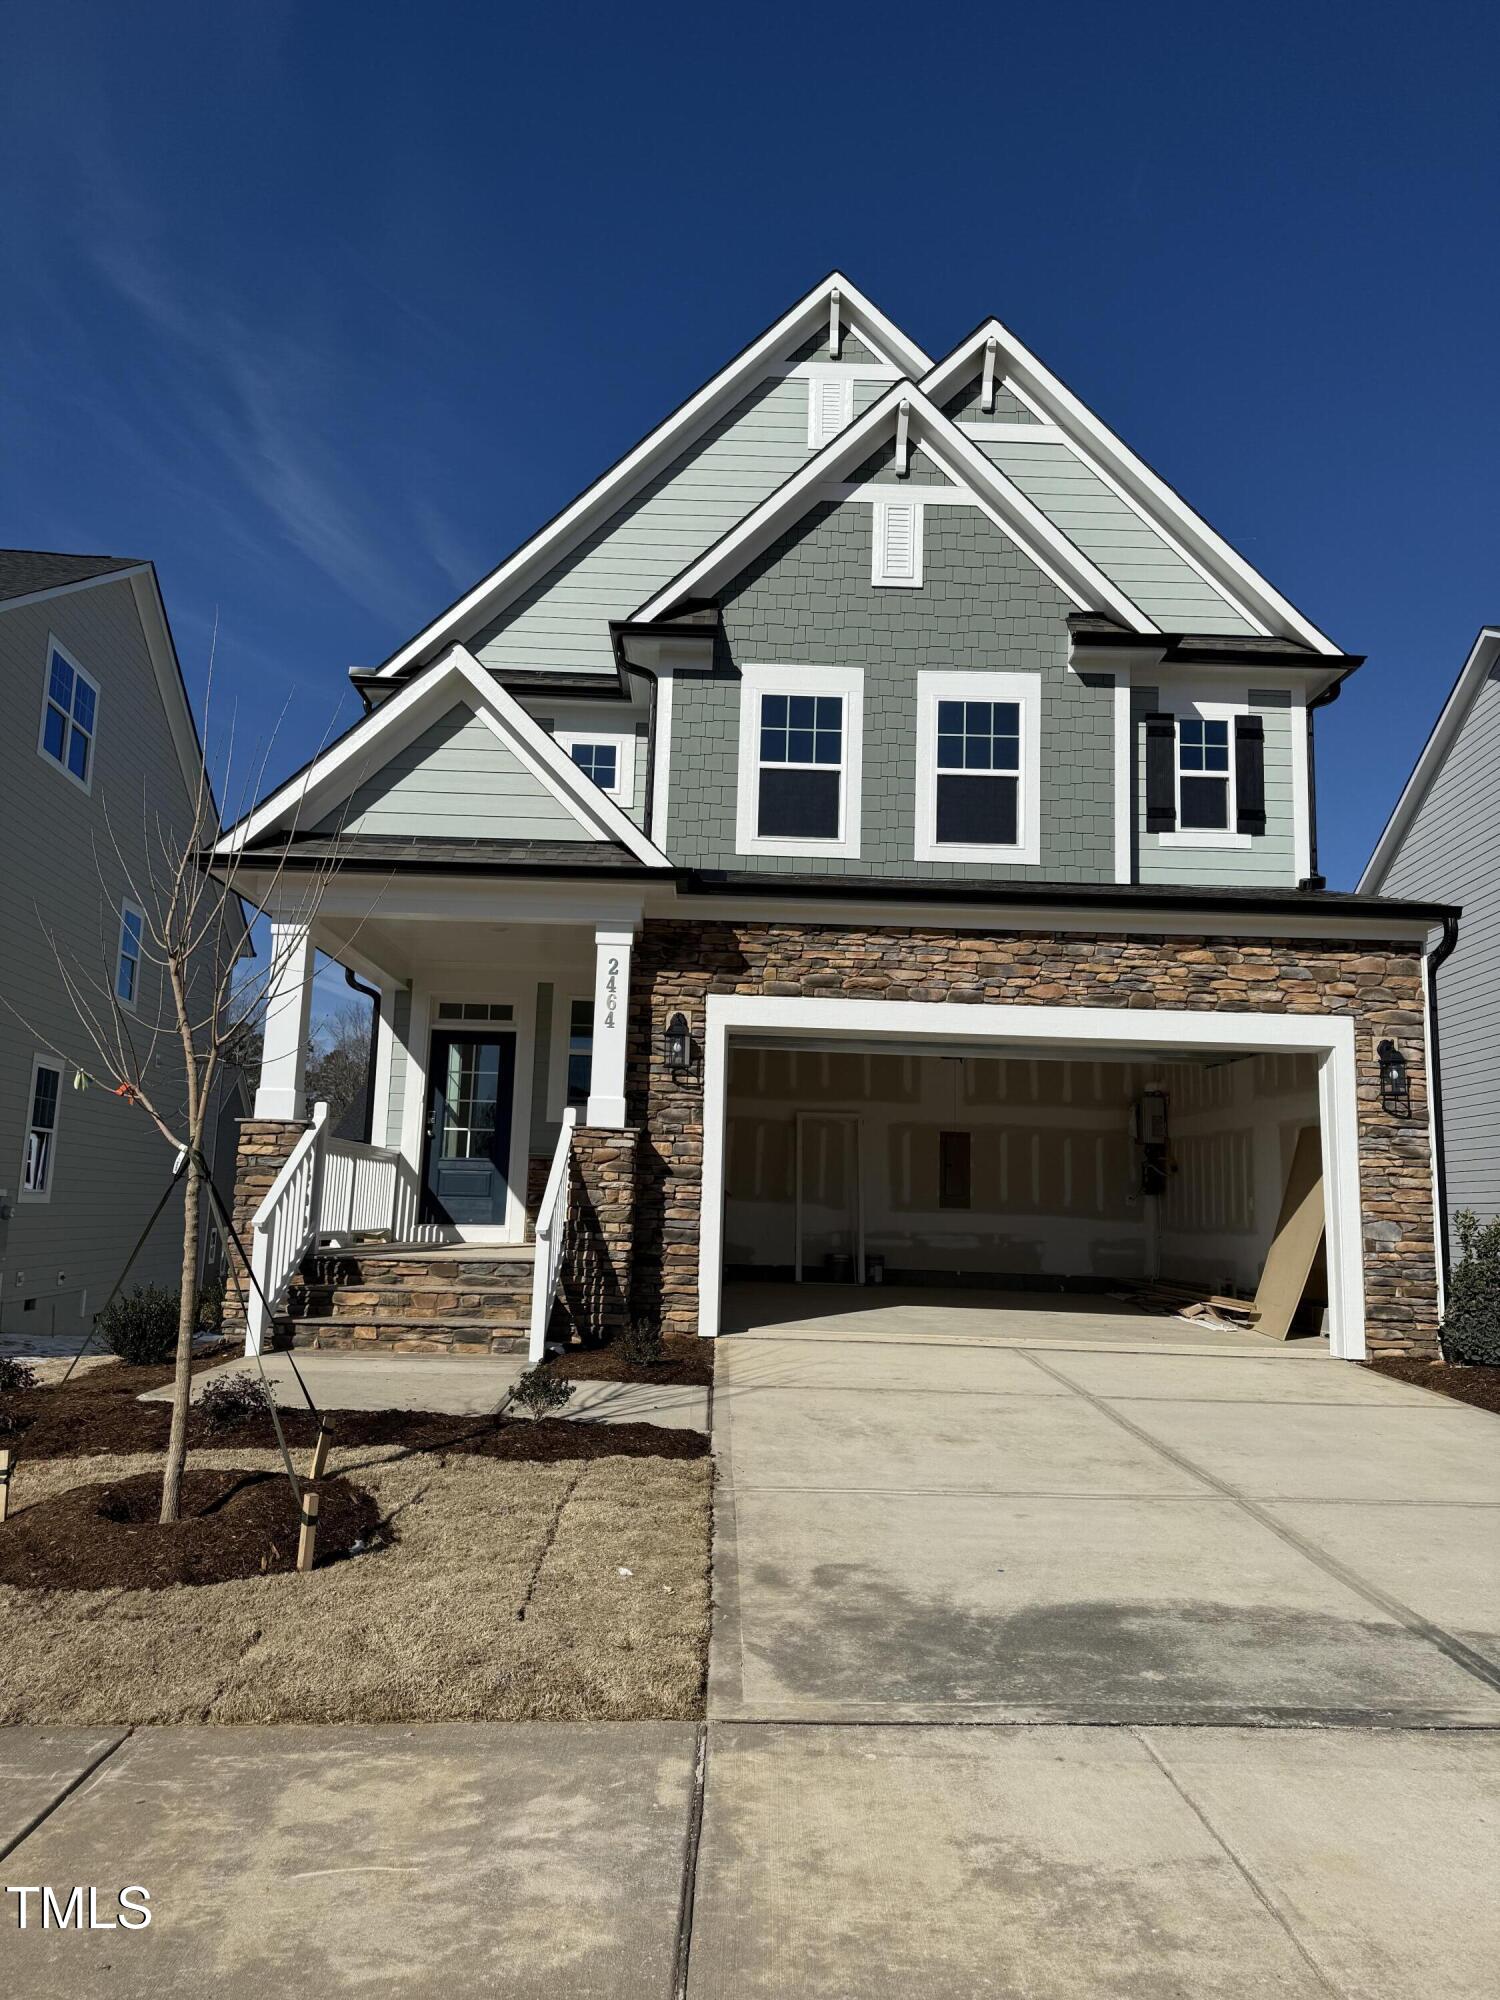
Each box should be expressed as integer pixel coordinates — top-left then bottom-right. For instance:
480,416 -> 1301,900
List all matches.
2,0 -> 1496,904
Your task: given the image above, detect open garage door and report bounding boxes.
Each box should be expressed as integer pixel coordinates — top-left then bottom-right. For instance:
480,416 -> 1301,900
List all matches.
697,997 -> 1367,1356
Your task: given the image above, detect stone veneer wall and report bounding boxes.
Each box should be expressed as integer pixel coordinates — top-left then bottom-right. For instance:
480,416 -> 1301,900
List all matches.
556,1127 -> 640,1346
219,1117 -> 309,1346
627,920 -> 1440,1358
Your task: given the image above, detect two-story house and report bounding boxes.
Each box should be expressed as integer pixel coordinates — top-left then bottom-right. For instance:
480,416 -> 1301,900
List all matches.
0,551 -> 242,1341
212,276 -> 1451,1366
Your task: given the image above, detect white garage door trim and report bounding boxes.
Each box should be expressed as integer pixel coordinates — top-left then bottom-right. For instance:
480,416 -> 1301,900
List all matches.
697,995 -> 1367,1360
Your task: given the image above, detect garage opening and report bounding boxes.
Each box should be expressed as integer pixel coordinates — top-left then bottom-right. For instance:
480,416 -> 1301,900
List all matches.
720,1040 -> 1329,1340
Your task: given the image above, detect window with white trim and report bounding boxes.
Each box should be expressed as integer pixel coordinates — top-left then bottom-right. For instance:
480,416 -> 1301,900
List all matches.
872,500 -> 923,587
1177,716 -> 1232,831
554,728 -> 634,808
735,665 -> 864,859
21,1057 -> 62,1199
914,671 -> 1041,864
807,373 -> 854,448
116,902 -> 144,1009
38,642 -> 98,788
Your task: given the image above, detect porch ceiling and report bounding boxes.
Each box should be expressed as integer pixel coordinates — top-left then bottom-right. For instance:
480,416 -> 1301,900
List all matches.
316,913 -> 597,985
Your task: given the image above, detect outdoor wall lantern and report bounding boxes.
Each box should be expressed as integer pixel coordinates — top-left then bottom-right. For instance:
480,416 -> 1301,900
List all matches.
664,1011 -> 695,1077
1377,1039 -> 1411,1118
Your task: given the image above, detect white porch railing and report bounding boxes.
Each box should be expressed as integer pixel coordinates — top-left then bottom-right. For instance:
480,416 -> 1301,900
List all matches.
528,1109 -> 577,1362
244,1104 -> 418,1354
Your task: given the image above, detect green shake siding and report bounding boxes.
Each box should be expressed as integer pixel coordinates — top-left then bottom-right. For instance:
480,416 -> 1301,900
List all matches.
669,502 -> 1115,883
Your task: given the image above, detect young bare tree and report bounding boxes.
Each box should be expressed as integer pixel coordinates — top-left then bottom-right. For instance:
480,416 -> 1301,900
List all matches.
9,663 -> 358,1522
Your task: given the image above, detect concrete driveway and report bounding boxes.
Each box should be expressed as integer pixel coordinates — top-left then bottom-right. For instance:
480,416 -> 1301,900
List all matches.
710,1290 -> 1500,1725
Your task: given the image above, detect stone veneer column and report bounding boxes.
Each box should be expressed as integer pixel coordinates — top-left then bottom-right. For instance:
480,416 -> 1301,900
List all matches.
219,1117 -> 310,1347
556,1126 -> 640,1346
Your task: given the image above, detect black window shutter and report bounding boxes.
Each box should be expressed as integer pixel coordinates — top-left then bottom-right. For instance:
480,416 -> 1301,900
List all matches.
1235,714 -> 1266,835
1144,712 -> 1176,832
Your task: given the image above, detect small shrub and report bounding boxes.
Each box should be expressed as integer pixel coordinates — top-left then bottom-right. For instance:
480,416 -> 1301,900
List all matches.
0,1357 -> 38,1395
621,1314 -> 664,1370
1441,1210 -> 1500,1366
197,1370 -> 274,1434
95,1285 -> 181,1366
197,1273 -> 226,1337
510,1363 -> 575,1420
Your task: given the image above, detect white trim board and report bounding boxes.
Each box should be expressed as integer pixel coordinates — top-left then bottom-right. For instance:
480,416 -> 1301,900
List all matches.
371,275 -> 931,682
921,322 -> 1342,655
695,994 -> 1367,1359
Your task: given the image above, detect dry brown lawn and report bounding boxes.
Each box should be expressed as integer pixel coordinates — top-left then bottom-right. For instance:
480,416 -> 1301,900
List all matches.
0,1442 -> 711,1725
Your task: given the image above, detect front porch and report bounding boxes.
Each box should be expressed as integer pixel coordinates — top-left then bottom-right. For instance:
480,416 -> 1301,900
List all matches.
224,882 -> 648,1363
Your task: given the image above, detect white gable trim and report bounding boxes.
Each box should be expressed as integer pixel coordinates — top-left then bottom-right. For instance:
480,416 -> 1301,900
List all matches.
923,322 -> 1342,655
633,384 -> 1158,634
1359,626 -> 1500,891
216,646 -> 672,868
371,276 -> 931,683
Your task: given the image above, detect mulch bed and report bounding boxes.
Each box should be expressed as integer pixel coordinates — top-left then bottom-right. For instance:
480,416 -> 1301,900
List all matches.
0,1467 -> 382,1592
0,1360 -> 709,1464
1366,1357 -> 1500,1415
545,1334 -> 714,1387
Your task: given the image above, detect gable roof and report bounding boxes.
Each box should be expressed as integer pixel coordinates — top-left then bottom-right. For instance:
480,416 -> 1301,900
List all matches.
1359,626 -> 1500,892
370,273 -> 929,684
919,322 -> 1342,655
215,644 -> 672,869
633,382 -> 1159,632
0,548 -> 146,605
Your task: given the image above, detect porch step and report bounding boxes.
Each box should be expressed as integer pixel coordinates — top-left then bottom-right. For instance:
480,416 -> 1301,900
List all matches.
290,1282 -> 533,1320
302,1247 -> 535,1288
290,1318 -> 527,1357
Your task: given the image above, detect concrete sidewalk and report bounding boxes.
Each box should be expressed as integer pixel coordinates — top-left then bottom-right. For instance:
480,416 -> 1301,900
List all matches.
3,1720 -> 1497,1997
0,1724 -> 699,1998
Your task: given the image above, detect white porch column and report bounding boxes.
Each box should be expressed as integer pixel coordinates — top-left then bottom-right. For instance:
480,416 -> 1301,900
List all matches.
254,920 -> 315,1120
586,926 -> 635,1128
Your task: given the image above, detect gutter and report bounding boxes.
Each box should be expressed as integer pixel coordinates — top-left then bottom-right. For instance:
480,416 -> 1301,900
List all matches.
1301,675 -> 1346,890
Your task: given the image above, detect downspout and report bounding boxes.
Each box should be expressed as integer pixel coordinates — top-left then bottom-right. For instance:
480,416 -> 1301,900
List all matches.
1424,912 -> 1461,1318
1301,677 -> 1344,890
345,966 -> 381,1146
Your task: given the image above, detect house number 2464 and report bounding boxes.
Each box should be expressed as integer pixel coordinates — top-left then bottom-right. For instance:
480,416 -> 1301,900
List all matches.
603,956 -> 620,1030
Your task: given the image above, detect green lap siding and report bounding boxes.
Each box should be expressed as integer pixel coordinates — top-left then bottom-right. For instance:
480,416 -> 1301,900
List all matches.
313,705 -> 594,841
940,374 -> 1041,424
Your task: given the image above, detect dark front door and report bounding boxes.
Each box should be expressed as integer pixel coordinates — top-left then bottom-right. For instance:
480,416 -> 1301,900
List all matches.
422,1030 -> 517,1227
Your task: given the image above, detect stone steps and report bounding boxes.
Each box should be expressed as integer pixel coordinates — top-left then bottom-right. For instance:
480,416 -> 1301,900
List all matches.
282,1243 -> 536,1358
290,1318 -> 527,1357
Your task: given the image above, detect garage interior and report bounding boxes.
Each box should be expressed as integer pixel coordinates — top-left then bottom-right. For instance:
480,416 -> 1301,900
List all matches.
721,1040 -> 1328,1338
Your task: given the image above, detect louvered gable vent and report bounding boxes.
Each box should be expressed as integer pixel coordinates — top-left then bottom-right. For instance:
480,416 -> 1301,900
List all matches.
873,499 -> 923,587
808,374 -> 853,448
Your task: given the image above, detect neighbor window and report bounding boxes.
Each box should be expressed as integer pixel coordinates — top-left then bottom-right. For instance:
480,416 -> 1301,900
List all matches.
115,903 -> 143,1008
22,1058 -> 62,1198
1178,717 -> 1231,830
565,998 -> 594,1110
735,667 -> 864,859
915,671 -> 1040,864
39,643 -> 98,788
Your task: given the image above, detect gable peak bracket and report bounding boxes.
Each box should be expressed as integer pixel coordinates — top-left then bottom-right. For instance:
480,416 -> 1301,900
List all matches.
981,335 -> 999,415
895,398 -> 911,478
829,285 -> 842,360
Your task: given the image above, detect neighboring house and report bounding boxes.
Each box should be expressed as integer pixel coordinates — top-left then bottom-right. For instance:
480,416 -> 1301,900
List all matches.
212,275 -> 1451,1365
1360,626 -> 1499,1277
0,551 -> 235,1338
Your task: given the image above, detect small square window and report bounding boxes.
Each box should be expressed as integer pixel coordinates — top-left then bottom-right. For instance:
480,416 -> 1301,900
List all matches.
570,741 -> 619,792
